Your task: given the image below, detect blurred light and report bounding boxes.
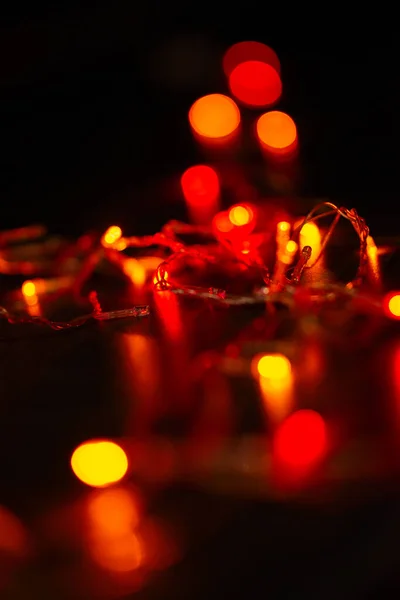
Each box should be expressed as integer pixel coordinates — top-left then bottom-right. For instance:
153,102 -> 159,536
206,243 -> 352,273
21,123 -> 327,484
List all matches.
123,258 -> 147,287
223,41 -> 280,78
384,292 -> 400,319
189,94 -> 240,139
228,204 -> 253,226
274,409 -> 328,468
86,487 -> 143,573
255,353 -> 291,380
213,211 -> 234,234
21,280 -> 36,297
256,111 -> 297,153
181,165 -> 220,206
286,240 -> 298,254
366,235 -> 381,287
298,221 -> 321,252
277,221 -> 290,233
71,440 -> 128,488
102,226 -> 122,247
0,505 -> 29,557
229,61 -> 282,107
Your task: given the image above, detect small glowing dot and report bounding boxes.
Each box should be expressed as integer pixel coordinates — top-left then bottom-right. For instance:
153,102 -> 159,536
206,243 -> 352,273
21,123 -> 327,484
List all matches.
102,226 -> 122,247
386,293 -> 400,318
22,280 -> 36,297
189,94 -> 240,139
256,111 -> 297,151
286,240 -> 298,254
71,440 -> 128,488
229,205 -> 253,226
256,353 -> 291,379
278,221 -> 290,233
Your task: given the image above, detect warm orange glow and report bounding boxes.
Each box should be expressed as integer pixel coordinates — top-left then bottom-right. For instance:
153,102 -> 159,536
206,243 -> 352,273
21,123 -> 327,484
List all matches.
86,487 -> 143,572
277,221 -> 290,233
228,204 -> 253,226
213,211 -> 234,234
0,505 -> 29,557
298,221 -> 321,251
21,280 -> 36,297
229,61 -> 282,107
255,353 -> 291,380
259,371 -> 293,424
153,270 -> 169,286
274,409 -> 328,469
189,94 -> 240,139
256,111 -> 297,152
223,41 -> 280,78
366,235 -> 381,287
123,258 -> 147,287
385,292 -> 400,319
102,225 -> 122,247
181,165 -> 220,207
286,240 -> 298,254
71,440 -> 128,488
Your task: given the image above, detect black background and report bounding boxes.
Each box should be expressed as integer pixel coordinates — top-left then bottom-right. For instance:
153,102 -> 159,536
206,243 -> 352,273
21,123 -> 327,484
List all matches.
1,4 -> 398,236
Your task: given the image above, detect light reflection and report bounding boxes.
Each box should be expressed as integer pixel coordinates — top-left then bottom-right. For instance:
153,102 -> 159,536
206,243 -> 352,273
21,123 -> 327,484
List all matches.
119,333 -> 161,435
85,486 -> 143,573
366,235 -> 382,287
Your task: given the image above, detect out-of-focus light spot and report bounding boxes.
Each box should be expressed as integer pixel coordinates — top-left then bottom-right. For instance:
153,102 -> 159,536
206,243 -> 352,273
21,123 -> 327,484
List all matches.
102,226 -> 122,247
0,506 -> 29,557
385,292 -> 400,319
277,221 -> 290,233
255,353 -> 292,380
274,409 -> 328,468
213,211 -> 234,234
153,270 -> 169,286
286,240 -> 298,254
189,94 -> 240,139
298,221 -> 321,251
181,165 -> 220,206
22,280 -> 36,297
256,111 -> 297,153
223,41 -> 280,78
123,258 -> 147,287
86,487 -> 143,573
229,61 -> 282,107
71,440 -> 128,488
228,204 -> 253,226
366,235 -> 381,287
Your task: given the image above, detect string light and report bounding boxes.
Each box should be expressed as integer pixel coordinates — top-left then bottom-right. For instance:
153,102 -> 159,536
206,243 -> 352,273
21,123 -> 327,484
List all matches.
188,94 -> 240,140
71,440 -> 129,488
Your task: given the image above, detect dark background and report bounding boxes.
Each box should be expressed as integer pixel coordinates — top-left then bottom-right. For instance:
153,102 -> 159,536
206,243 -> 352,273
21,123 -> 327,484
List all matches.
1,4 -> 400,599
1,4 -> 398,236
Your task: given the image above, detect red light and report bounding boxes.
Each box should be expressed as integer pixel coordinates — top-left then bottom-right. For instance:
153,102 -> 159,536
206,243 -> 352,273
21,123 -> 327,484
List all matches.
212,211 -> 234,234
273,409 -> 327,469
229,61 -> 282,108
223,41 -> 280,79
181,165 -> 220,206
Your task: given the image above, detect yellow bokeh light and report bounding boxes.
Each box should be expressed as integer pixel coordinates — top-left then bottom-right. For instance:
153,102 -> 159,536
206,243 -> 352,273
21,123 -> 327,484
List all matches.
189,94 -> 240,139
71,440 -> 128,488
298,221 -> 321,249
277,221 -> 290,232
102,226 -> 122,247
229,205 -> 253,226
388,295 -> 400,317
256,353 -> 292,379
21,280 -> 36,297
286,240 -> 297,254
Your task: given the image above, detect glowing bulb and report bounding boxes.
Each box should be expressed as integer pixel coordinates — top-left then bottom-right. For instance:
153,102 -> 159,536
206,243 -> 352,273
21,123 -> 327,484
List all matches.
256,111 -> 297,152
189,94 -> 240,140
385,292 -> 400,319
181,165 -> 220,206
299,222 -> 321,249
229,61 -> 282,107
213,211 -> 234,234
102,226 -> 122,247
286,240 -> 297,254
274,409 -> 328,468
71,440 -> 128,488
229,204 -> 253,226
21,280 -> 36,297
255,353 -> 292,379
277,221 -> 290,233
